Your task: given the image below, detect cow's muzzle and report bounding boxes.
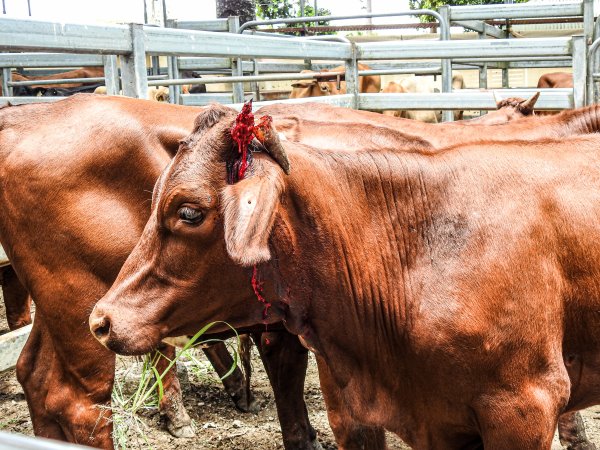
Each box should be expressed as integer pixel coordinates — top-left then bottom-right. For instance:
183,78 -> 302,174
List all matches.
89,304 -> 158,355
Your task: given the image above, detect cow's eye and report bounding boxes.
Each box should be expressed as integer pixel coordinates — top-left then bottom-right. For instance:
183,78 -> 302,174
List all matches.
178,206 -> 204,225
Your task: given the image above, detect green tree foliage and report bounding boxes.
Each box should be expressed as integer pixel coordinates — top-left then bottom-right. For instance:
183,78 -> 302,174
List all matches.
256,0 -> 333,34
409,0 -> 527,22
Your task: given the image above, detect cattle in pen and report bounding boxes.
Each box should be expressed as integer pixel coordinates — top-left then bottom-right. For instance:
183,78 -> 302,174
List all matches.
1,95 -> 597,450
91,102 -> 600,450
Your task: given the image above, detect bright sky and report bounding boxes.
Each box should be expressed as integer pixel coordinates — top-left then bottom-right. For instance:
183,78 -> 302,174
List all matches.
1,0 -> 411,26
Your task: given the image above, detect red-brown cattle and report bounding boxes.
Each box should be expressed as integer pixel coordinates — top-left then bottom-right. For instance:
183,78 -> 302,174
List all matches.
0,96 -> 318,449
536,72 -> 573,115
289,63 -> 380,98
91,103 -> 600,449
537,72 -> 573,89
2,95 -> 596,449
3,68 -> 104,96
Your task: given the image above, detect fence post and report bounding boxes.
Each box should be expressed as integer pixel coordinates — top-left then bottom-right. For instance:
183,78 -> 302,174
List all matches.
346,43 -> 359,110
439,5 -> 453,122
251,60 -> 260,101
583,0 -> 594,43
592,18 -> 600,104
1,68 -> 11,96
572,35 -> 587,107
477,30 -> 488,116
165,19 -> 180,104
229,16 -> 245,103
103,55 -> 119,95
120,23 -> 148,99
167,56 -> 179,104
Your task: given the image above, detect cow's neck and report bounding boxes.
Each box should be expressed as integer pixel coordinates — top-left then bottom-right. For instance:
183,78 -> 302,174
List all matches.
268,146 -> 441,404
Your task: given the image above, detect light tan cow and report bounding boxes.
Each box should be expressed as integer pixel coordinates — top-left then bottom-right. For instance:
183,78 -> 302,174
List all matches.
290,63 -> 380,98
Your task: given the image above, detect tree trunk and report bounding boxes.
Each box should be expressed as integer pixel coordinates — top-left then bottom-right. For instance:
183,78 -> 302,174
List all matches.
216,0 -> 256,25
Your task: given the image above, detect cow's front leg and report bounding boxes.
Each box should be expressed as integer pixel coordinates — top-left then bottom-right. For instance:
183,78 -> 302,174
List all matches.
154,343 -> 195,438
0,265 -> 32,330
202,338 -> 258,412
558,411 -> 597,450
254,330 -> 322,450
17,316 -> 114,448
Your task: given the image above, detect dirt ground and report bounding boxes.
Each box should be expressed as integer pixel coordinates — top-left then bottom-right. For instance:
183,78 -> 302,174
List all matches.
2,295 -> 600,449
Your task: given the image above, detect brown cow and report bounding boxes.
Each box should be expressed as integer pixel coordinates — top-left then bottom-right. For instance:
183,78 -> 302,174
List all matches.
289,63 -> 380,98
537,72 -> 573,89
0,96 -> 319,449
536,72 -> 573,115
90,103 -> 600,449
2,68 -> 104,96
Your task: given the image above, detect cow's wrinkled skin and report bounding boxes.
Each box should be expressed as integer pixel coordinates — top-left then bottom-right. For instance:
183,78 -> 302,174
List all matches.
0,96 -> 318,449
92,104 -> 600,449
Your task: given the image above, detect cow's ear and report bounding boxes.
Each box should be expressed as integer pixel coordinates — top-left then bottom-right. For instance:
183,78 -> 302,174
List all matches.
221,156 -> 285,266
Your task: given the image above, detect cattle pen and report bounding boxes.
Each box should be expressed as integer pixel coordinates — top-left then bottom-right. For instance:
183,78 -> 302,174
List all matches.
1,1 -> 600,448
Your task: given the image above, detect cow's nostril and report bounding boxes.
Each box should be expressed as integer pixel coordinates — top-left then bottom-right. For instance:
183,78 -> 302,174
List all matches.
92,317 -> 111,340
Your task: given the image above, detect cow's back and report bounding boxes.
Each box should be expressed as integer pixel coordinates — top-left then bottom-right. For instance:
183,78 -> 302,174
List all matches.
0,95 -> 202,296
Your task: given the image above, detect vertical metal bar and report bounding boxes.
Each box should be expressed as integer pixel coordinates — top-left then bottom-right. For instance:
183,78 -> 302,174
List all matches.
167,56 -> 177,103
346,43 -> 359,110
251,60 -> 260,101
583,0 -> 594,42
164,19 -> 178,103
572,35 -> 587,107
228,16 -> 245,103
103,55 -> 119,95
477,30 -> 487,116
593,18 -> 600,104
1,68 -> 11,96
120,23 -> 148,99
151,56 -> 160,76
501,65 -> 509,88
439,5 -> 453,122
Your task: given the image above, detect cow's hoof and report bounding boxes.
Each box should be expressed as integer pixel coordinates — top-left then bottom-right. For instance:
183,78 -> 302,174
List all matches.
232,393 -> 260,413
311,438 -> 324,450
167,422 -> 195,438
568,442 -> 597,450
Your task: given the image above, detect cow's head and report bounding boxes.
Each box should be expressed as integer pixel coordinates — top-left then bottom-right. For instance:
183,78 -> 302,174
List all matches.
89,103 -> 291,355
289,79 -> 331,98
493,91 -> 540,119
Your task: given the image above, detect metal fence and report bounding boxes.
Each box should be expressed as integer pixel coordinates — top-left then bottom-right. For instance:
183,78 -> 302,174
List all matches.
0,1 -> 594,111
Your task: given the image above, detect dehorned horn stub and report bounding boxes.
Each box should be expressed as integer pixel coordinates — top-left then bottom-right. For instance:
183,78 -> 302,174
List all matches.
255,116 -> 291,175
